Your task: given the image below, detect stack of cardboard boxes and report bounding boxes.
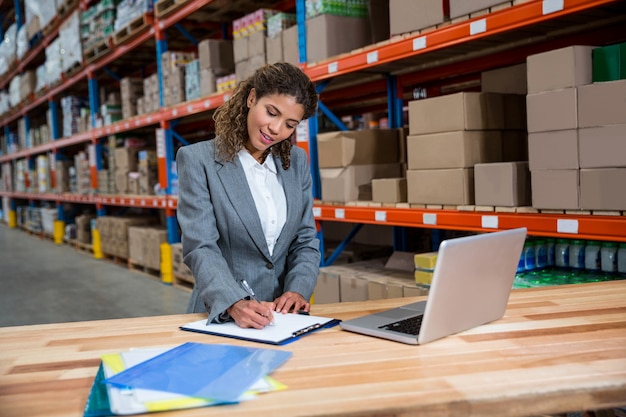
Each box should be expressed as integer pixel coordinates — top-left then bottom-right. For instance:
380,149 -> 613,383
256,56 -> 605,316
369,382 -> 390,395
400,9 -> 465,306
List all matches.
113,147 -> 139,195
317,129 -> 402,202
120,77 -> 143,119
161,51 -> 197,107
137,149 -> 157,195
96,216 -> 154,259
233,8 -> 276,82
527,45 -> 626,211
128,225 -> 168,270
196,38 -> 235,97
405,91 -> 526,206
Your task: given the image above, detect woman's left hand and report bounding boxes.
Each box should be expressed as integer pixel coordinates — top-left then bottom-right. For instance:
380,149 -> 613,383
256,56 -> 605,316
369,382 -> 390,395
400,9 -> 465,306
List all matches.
273,291 -> 310,314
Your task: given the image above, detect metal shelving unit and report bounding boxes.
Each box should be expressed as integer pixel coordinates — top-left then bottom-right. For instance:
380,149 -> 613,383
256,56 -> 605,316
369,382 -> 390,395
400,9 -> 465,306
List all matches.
1,0 -> 626,253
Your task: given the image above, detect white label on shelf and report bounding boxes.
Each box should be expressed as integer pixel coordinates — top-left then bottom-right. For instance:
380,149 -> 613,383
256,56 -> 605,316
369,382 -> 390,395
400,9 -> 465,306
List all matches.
130,199 -> 135,205
224,93 -> 231,102
367,51 -> 379,65
141,200 -> 146,206
557,219 -> 579,234
296,119 -> 309,143
147,116 -> 152,123
204,100 -> 211,108
172,109 -> 178,117
313,207 -> 321,217
470,19 -> 487,35
423,213 -> 437,225
543,0 -> 564,15
125,122 -> 130,129
375,211 -> 387,222
135,120 -> 140,126
187,105 -> 193,113
413,36 -> 427,51
115,125 -> 120,131
88,145 -> 96,167
481,215 -> 499,229
334,208 -> 345,219
156,128 -> 166,158
121,199 -> 126,205
328,62 -> 338,74
105,127 -> 110,134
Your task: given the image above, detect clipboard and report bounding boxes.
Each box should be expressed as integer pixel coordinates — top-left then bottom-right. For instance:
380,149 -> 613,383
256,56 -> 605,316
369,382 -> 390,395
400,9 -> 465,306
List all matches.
181,313 -> 341,345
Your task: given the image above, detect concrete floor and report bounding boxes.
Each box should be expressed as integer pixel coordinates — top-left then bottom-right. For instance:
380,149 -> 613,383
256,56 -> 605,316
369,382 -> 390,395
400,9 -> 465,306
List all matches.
0,224 -> 192,327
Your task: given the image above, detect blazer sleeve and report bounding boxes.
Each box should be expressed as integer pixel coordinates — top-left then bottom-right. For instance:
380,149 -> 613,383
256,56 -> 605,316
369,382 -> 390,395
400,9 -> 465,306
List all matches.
282,147 -> 321,300
176,144 -> 249,322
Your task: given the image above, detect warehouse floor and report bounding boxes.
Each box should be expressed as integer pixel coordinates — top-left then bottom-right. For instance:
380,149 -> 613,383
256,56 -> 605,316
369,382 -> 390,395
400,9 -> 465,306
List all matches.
0,224 -> 191,327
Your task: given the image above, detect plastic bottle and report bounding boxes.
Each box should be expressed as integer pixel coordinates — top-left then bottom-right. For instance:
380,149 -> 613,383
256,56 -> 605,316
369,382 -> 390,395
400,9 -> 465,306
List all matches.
568,240 -> 586,269
534,239 -> 547,269
522,240 -> 536,271
555,239 -> 570,268
584,241 -> 601,271
600,242 -> 618,273
545,238 -> 556,266
617,243 -> 626,275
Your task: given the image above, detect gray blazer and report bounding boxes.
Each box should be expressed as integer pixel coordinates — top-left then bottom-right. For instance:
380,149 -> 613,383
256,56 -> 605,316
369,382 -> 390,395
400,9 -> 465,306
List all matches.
176,140 -> 321,323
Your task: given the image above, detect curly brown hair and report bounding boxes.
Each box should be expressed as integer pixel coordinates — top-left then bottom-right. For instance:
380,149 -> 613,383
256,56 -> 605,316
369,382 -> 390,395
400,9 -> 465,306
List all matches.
213,62 -> 318,170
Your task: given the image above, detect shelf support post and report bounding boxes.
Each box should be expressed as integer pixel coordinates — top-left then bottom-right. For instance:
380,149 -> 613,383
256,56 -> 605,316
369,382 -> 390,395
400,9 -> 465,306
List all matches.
296,0 -> 306,63
155,29 -> 168,108
87,72 -> 100,129
48,98 -> 61,140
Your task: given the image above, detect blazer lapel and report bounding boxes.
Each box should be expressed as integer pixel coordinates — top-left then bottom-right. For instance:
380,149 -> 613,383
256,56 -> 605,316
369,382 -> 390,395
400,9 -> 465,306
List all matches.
215,156 -> 271,259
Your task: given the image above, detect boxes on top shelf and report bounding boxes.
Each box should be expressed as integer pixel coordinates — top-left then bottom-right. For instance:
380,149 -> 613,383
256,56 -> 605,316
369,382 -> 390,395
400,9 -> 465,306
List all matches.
306,13 -> 372,64
233,8 -> 278,40
267,13 -> 296,39
449,0 -> 509,19
390,0 -> 449,36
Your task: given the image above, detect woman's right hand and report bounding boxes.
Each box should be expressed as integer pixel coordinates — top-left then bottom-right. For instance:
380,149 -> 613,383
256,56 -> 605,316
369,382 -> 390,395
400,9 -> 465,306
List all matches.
227,299 -> 275,329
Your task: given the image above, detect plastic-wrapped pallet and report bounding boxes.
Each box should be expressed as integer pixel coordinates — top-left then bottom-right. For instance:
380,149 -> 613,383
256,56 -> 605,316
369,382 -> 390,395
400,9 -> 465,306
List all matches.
0,23 -> 17,75
24,0 -> 58,33
41,207 -> 58,236
45,38 -> 63,86
16,25 -> 29,60
59,10 -> 82,73
114,0 -> 154,32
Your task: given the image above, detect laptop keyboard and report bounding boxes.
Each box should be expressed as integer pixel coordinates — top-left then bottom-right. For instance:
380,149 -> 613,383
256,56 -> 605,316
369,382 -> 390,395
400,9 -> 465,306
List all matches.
379,315 -> 424,335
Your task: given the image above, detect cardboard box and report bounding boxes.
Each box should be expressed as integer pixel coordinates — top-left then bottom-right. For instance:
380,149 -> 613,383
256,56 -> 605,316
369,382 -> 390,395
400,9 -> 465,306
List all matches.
526,45 -> 594,94
200,68 -> 216,97
282,24 -> 300,65
449,0 -> 506,18
114,147 -> 139,171
577,79 -> 626,128
531,170 -> 579,209
528,130 -> 579,170
314,270 -> 341,304
406,131 -> 502,170
526,88 -> 577,133
369,0 -> 390,42
406,168 -> 474,205
317,129 -> 400,168
197,39 -> 234,74
481,63 -> 527,94
320,164 -> 402,202
247,30 -> 266,58
306,14 -> 371,63
266,35 -> 283,64
372,178 -> 407,203
474,162 -> 531,207
579,124 -> 626,168
408,92 -> 523,135
580,168 -> 626,210
233,37 -> 248,63
389,0 -> 448,35
339,274 -> 369,302
248,53 -> 266,73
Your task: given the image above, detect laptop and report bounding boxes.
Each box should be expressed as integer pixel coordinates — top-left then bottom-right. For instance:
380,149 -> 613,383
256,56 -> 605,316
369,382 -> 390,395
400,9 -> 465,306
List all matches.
340,227 -> 527,345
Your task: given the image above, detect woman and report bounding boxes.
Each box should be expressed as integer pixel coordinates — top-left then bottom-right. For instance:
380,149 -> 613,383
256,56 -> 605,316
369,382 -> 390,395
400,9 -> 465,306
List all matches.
176,62 -> 320,329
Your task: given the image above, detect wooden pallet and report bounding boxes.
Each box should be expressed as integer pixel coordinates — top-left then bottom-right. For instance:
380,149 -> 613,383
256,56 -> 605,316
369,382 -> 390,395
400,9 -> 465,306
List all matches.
113,13 -> 154,46
67,239 -> 94,256
57,0 -> 79,20
82,38 -> 112,65
128,259 -> 161,280
155,0 -> 180,19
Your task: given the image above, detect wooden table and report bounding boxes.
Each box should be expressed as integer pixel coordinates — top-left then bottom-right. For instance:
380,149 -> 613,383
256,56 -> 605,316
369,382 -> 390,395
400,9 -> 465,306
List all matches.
1,280 -> 625,417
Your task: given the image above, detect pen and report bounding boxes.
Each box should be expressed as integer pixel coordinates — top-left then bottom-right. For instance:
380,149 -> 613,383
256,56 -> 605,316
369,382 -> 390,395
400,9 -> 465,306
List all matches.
240,279 -> 259,303
240,280 -> 274,325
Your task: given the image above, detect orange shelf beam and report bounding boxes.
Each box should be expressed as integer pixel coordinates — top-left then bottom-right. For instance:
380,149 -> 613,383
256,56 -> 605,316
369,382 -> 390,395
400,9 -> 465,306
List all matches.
303,0 -> 619,81
312,204 -> 626,242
